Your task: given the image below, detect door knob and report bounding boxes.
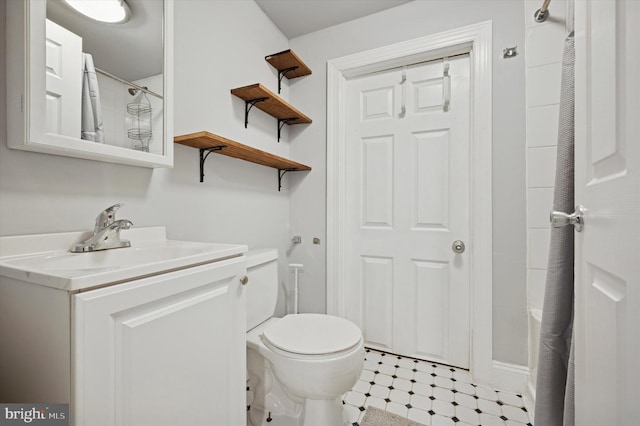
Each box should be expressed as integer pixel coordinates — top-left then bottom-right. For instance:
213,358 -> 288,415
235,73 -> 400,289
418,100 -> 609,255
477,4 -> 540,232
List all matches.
240,275 -> 249,285
550,205 -> 585,232
452,240 -> 465,254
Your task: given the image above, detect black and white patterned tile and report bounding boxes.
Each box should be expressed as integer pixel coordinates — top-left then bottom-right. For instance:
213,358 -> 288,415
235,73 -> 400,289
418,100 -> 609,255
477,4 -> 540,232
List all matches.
342,348 -> 533,426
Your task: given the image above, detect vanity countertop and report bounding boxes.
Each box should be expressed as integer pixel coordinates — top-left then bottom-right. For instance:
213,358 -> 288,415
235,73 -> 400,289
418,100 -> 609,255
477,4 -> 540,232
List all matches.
0,227 -> 247,292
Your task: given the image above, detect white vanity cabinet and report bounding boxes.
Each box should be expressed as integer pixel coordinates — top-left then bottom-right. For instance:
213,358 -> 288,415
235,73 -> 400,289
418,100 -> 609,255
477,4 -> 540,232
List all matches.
0,229 -> 247,426
74,258 -> 246,426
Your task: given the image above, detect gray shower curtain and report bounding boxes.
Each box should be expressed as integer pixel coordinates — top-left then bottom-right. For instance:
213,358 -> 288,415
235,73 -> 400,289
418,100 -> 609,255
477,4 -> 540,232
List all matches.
534,34 -> 575,426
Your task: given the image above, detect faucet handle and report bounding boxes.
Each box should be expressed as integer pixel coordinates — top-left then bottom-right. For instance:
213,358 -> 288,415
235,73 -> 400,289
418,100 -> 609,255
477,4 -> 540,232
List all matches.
94,203 -> 124,234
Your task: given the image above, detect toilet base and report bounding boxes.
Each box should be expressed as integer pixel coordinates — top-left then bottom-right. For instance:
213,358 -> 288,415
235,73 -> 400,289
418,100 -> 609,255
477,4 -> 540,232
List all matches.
302,398 -> 345,426
247,395 -> 346,426
247,349 -> 348,426
248,388 -> 302,426
247,349 -> 303,426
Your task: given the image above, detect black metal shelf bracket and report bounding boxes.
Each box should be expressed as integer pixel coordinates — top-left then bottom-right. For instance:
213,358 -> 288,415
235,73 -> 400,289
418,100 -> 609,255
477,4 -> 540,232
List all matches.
199,147 -> 225,182
277,118 -> 298,142
278,66 -> 299,94
278,168 -> 298,191
244,97 -> 268,128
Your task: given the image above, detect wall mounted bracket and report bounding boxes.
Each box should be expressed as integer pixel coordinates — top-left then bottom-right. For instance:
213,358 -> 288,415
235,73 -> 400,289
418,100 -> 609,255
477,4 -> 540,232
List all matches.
278,118 -> 299,142
199,146 -> 225,182
278,168 -> 298,191
278,66 -> 299,94
244,97 -> 268,128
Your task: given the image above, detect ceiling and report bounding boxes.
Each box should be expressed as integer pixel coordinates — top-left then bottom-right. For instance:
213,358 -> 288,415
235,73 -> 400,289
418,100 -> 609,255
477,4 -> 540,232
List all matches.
46,0 -> 163,82
255,0 -> 414,39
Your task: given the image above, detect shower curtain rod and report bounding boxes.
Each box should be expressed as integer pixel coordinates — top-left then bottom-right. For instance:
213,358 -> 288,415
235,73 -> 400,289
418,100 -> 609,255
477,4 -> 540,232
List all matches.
534,0 -> 551,22
95,67 -> 164,100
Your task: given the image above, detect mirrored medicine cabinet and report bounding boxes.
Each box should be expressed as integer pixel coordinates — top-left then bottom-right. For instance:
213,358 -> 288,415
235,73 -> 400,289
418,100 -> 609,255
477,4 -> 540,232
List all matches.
6,0 -> 174,168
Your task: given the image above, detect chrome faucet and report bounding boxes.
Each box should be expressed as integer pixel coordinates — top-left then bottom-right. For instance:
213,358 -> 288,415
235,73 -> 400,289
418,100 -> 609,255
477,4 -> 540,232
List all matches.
70,203 -> 133,253
93,203 -> 123,234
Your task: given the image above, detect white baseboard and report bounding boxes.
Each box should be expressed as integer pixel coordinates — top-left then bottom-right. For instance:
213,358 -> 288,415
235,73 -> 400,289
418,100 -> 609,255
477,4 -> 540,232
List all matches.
523,380 -> 536,420
486,360 -> 530,394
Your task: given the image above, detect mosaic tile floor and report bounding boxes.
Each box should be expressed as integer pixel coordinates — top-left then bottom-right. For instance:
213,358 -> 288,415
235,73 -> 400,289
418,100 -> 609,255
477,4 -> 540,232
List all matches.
342,348 -> 533,426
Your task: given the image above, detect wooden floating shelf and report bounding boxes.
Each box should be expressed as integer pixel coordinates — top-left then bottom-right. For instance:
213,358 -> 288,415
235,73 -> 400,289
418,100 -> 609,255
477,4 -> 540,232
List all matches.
265,49 -> 312,79
174,131 -> 311,190
231,83 -> 312,124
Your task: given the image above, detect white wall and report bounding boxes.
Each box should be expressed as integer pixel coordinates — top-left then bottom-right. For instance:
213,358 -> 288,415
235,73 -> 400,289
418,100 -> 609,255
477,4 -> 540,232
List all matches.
287,0 -> 529,366
523,0 -> 570,401
0,1 -> 295,316
1,0 -> 534,367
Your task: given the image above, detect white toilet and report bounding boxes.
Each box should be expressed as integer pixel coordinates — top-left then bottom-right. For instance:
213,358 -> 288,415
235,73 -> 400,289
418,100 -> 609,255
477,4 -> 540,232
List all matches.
245,249 -> 364,426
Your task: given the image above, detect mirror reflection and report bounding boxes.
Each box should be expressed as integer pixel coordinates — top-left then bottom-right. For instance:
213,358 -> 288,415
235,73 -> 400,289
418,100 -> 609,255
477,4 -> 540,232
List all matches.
44,0 -> 164,154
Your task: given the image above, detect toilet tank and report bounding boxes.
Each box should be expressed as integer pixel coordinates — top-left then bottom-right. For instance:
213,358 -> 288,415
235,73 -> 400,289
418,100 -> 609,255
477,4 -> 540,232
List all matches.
246,248 -> 279,331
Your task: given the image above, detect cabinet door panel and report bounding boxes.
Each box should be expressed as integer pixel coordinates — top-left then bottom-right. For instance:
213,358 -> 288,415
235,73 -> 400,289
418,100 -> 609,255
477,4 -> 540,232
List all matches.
73,257 -> 246,426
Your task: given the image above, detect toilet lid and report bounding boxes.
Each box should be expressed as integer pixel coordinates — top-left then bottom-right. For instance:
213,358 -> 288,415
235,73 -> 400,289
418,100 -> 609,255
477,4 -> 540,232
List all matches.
263,314 -> 362,355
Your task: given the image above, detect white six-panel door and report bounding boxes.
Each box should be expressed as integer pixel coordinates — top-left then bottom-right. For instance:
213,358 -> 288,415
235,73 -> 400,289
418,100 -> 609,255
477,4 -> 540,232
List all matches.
574,1 -> 640,424
344,55 -> 471,368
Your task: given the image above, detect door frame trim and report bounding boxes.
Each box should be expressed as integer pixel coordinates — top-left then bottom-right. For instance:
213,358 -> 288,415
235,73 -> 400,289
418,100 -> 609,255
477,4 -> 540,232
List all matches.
326,21 -> 493,382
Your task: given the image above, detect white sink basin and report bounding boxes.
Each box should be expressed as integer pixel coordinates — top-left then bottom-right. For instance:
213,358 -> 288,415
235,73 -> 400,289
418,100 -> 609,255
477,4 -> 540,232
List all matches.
0,227 -> 247,291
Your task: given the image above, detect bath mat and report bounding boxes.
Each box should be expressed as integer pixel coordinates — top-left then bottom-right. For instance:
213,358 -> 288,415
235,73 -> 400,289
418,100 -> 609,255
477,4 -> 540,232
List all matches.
359,406 -> 423,426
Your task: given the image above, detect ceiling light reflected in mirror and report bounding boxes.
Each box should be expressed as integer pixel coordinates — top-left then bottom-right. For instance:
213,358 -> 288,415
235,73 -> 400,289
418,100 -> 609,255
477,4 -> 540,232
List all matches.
62,0 -> 131,24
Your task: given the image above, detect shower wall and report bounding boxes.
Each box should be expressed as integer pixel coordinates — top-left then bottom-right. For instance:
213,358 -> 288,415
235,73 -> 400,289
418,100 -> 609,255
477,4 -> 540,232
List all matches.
97,73 -> 129,149
97,73 -> 163,154
524,0 -> 570,402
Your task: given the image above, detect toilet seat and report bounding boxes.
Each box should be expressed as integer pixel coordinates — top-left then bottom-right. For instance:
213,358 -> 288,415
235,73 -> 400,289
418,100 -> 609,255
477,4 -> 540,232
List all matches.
263,314 -> 362,356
